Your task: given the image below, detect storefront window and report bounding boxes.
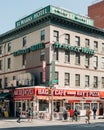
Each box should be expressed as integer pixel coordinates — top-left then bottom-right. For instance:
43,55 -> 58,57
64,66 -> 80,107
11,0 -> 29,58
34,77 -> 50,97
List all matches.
75,103 -> 82,110
84,103 -> 90,110
91,103 -> 97,110
39,100 -> 49,111
22,102 -> 26,111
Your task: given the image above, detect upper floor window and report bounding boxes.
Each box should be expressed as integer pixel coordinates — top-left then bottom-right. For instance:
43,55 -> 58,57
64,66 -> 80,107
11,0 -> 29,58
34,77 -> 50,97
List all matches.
65,73 -> 70,85
8,42 -> 11,52
7,58 -> 11,69
0,46 -> 2,55
94,41 -> 98,51
75,74 -> 80,86
4,77 -> 8,88
40,72 -> 43,84
75,36 -> 80,46
0,60 -> 2,70
93,76 -> 98,88
85,55 -> 90,67
93,56 -> 98,69
102,57 -> 104,69
53,30 -> 59,42
0,79 -> 2,88
13,76 -> 16,80
41,30 -> 45,41
75,53 -> 80,65
102,43 -> 104,52
65,34 -> 70,44
23,37 -> 27,47
40,50 -> 45,61
85,75 -> 89,87
102,77 -> 104,88
85,39 -> 90,48
22,54 -> 26,66
65,50 -> 70,63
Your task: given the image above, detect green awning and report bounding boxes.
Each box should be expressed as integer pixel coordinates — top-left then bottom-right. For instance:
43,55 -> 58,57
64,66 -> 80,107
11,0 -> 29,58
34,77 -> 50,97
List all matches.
0,93 -> 11,100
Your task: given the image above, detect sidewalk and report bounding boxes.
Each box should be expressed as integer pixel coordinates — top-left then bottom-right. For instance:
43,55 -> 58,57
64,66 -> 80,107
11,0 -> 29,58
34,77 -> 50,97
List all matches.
1,116 -> 104,126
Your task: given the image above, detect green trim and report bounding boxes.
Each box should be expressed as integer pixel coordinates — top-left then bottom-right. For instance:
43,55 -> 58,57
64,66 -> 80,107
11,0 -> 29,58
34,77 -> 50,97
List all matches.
13,42 -> 45,56
0,14 -> 104,44
53,42 -> 95,55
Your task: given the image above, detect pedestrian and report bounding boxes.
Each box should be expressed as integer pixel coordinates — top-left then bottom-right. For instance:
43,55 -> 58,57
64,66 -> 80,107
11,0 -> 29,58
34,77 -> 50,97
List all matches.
74,108 -> 78,121
17,107 -> 21,123
85,107 -> 91,124
27,108 -> 33,122
93,106 -> 97,119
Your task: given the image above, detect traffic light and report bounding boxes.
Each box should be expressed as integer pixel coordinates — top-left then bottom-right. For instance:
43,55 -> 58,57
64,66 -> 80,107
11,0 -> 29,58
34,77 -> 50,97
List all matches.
48,87 -> 51,95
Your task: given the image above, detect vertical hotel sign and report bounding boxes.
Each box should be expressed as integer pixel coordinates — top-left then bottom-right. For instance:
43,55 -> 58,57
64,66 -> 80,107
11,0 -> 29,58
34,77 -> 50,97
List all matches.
42,61 -> 46,82
15,5 -> 94,28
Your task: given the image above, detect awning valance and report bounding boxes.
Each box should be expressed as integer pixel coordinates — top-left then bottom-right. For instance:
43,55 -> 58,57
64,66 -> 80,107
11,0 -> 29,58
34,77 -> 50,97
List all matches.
0,93 -> 11,100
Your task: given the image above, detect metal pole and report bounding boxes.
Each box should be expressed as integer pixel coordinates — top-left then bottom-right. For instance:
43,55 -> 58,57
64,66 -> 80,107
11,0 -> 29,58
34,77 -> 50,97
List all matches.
51,47 -> 55,120
51,87 -> 54,120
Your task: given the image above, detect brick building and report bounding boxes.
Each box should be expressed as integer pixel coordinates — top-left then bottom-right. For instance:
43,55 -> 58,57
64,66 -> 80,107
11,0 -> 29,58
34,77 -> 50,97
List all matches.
88,0 -> 104,29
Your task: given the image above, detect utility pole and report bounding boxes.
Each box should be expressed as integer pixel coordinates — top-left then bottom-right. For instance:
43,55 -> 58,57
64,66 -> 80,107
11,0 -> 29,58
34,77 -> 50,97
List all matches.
50,48 -> 55,120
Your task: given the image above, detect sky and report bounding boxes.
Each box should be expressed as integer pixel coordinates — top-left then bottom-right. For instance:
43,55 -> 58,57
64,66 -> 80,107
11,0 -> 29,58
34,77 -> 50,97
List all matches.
0,0 -> 99,34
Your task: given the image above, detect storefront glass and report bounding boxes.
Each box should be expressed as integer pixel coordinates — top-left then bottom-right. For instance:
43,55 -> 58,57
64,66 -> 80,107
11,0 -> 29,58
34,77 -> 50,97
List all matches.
39,100 -> 49,111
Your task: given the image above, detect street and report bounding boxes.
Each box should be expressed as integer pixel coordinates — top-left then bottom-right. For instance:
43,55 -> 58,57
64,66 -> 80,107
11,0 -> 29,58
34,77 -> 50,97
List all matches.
0,118 -> 104,130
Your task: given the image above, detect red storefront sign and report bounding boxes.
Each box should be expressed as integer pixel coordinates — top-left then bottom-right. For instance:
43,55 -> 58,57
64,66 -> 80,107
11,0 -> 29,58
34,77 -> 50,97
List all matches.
36,88 -> 100,98
14,88 -> 35,100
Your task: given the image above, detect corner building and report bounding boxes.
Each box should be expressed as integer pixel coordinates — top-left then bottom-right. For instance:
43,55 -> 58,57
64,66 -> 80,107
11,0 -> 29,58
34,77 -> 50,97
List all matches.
0,5 -> 104,119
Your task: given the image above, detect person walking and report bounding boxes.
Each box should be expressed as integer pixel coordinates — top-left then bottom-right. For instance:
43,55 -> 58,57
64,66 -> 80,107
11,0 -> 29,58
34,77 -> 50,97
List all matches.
85,107 -> 91,124
93,106 -> 97,119
74,108 -> 78,121
17,107 -> 21,123
27,108 -> 33,122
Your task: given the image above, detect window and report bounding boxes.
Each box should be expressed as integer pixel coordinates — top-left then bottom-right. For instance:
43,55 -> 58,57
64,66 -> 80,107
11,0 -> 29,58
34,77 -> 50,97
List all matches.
0,46 -> 2,55
55,72 -> 58,84
40,72 -> 43,84
84,103 -> 90,110
65,34 -> 70,44
13,76 -> 16,80
85,55 -> 90,67
94,41 -> 98,51
0,79 -> 2,88
75,53 -> 80,65
53,30 -> 59,42
39,100 -> 49,111
7,58 -> 11,69
40,50 -> 45,61
0,60 -> 2,70
102,57 -> 104,69
8,42 -> 11,52
85,39 -> 90,48
85,75 -> 89,87
75,36 -> 80,46
41,30 -> 45,41
65,73 -> 70,85
54,48 -> 59,61
93,56 -> 98,69
65,50 -> 70,63
93,76 -> 98,88
23,37 -> 27,47
22,54 -> 26,66
4,77 -> 8,88
102,43 -> 104,52
75,74 -> 80,86
102,77 -> 104,88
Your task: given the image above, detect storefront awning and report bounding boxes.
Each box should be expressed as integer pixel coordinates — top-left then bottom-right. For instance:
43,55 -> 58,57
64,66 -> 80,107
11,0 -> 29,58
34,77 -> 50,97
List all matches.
0,93 -> 11,100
